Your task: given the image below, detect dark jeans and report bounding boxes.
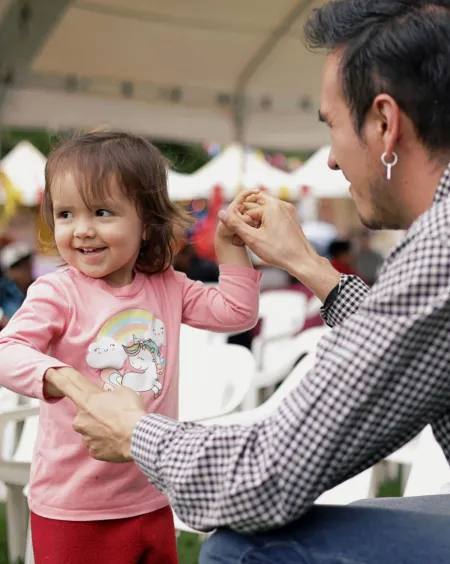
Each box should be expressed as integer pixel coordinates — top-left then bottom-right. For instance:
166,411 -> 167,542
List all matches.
200,496 -> 450,563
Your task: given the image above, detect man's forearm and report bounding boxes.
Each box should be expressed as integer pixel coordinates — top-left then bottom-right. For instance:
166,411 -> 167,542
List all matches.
287,254 -> 341,302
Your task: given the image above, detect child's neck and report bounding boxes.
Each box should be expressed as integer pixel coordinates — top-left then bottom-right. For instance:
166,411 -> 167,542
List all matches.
95,269 -> 135,288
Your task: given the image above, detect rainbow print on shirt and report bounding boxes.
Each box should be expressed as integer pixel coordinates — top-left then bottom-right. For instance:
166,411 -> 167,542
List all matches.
86,309 -> 166,396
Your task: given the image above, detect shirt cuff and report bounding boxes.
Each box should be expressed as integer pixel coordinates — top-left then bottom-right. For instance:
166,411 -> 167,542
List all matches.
131,413 -> 180,492
320,274 -> 369,327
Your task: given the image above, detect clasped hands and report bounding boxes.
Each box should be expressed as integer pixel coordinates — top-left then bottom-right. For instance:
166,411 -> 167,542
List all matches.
45,367 -> 147,463
47,190 -> 318,464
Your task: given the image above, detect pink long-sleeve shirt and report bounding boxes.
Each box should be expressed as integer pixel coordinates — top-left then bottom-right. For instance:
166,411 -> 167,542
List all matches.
0,264 -> 260,521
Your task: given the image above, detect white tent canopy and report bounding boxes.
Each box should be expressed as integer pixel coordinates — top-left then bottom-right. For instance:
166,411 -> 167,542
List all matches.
291,145 -> 351,198
0,141 -> 47,206
0,141 -> 197,204
192,144 -> 298,200
0,0 -> 330,150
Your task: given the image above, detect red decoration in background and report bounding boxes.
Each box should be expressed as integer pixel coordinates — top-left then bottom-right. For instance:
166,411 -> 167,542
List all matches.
191,185 -> 224,261
300,185 -> 310,197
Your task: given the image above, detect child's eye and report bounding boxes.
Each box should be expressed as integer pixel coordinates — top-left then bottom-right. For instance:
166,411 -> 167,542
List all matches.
96,209 -> 112,217
58,211 -> 73,219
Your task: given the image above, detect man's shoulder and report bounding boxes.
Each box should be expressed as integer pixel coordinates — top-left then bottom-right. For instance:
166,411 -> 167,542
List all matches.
408,196 -> 450,244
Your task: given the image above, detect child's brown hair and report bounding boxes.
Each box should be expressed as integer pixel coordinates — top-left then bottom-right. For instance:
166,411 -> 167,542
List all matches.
42,130 -> 193,274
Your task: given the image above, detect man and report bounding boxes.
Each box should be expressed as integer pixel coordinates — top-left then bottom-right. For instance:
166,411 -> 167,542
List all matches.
61,1 -> 450,562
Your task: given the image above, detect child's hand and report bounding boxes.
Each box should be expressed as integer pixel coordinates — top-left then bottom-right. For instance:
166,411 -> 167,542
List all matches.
216,189 -> 261,247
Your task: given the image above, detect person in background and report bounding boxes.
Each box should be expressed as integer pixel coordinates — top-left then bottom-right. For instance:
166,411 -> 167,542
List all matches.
0,242 -> 35,295
328,239 -> 357,276
0,242 -> 34,328
173,243 -> 219,283
354,229 -> 385,286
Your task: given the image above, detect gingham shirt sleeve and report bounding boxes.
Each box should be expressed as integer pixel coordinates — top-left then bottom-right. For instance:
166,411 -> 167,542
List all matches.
131,183 -> 450,533
320,274 -> 370,327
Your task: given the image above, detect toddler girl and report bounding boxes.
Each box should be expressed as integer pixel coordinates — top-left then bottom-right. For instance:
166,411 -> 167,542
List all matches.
0,131 -> 261,563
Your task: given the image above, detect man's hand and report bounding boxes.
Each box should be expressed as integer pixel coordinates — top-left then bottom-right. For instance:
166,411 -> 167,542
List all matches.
215,189 -> 260,247
219,191 -> 341,301
47,368 -> 147,463
72,386 -> 147,463
45,366 -> 94,398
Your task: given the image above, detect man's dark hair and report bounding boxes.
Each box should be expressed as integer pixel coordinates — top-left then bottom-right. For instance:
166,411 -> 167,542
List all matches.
304,0 -> 450,155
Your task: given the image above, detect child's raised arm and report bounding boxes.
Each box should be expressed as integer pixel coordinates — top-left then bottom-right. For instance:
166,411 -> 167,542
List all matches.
214,190 -> 259,269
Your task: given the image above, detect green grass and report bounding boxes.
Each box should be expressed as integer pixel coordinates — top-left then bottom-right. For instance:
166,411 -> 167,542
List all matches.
0,505 -> 7,563
177,532 -> 203,564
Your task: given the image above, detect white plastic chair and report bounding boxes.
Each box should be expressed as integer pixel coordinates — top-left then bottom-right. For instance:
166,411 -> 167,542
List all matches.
403,425 -> 450,497
253,326 -> 329,390
0,398 -> 39,563
245,325 -> 329,409
246,290 -> 309,407
173,353 -> 317,536
0,388 -> 22,501
180,323 -> 229,350
316,468 -> 375,506
306,295 -> 323,320
23,484 -> 34,564
178,343 -> 256,422
202,352 -> 316,427
257,290 -> 308,343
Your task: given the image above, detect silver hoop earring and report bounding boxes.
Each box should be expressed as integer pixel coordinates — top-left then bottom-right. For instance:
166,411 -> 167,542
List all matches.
381,152 -> 398,180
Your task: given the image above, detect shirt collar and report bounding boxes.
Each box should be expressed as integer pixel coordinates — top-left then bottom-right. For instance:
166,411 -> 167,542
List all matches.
433,163 -> 450,205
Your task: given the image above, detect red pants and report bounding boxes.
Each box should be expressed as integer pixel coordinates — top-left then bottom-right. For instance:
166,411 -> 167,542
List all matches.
31,506 -> 178,564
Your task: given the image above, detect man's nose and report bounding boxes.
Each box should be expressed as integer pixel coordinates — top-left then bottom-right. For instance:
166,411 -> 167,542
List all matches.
328,150 -> 340,171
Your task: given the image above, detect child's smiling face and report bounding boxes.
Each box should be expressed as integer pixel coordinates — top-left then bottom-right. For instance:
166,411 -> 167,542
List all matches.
51,172 -> 145,288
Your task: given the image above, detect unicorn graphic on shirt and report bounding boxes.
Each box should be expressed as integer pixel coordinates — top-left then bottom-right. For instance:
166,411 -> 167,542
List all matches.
122,336 -> 164,396
86,310 -> 167,395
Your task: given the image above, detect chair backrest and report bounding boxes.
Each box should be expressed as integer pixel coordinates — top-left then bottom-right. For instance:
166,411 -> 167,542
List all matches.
316,467 -> 375,506
403,425 -> 450,497
203,352 -> 316,427
306,295 -> 323,320
0,388 -> 21,459
178,343 -> 255,422
13,403 -> 39,464
254,325 -> 330,389
258,290 -> 308,341
180,323 -> 228,351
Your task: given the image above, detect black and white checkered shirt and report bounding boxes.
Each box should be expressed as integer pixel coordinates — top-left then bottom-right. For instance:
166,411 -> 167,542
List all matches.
131,165 -> 450,533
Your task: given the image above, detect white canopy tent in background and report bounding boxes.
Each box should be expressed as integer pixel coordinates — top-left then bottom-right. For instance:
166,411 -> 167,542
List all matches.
191,144 -> 298,200
0,142 -> 352,205
0,141 -> 46,206
291,146 -> 350,199
0,0 -> 330,151
0,141 -> 198,204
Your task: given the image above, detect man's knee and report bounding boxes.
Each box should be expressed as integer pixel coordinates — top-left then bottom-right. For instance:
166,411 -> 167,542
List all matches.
200,528 -> 253,564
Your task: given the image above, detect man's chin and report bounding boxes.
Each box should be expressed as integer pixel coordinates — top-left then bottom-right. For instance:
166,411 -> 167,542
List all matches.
359,215 -> 384,231
359,214 -> 405,231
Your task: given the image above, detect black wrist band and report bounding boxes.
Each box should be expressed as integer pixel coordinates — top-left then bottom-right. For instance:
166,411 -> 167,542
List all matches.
323,283 -> 340,309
